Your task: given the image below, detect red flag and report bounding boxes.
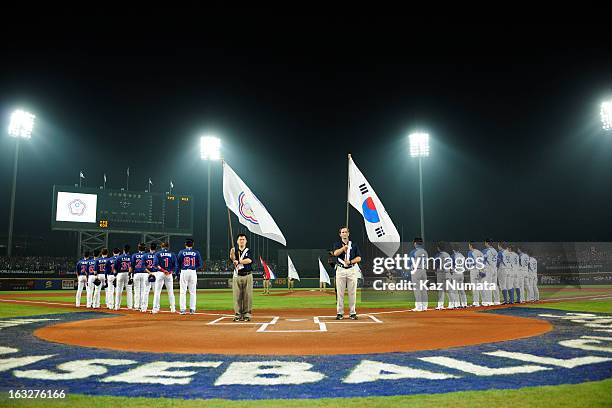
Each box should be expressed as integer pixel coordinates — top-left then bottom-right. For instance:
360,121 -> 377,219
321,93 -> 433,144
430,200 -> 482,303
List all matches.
260,257 -> 275,280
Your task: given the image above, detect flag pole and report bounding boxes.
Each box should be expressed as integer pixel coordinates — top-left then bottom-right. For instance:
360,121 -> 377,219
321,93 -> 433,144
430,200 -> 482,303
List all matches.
346,153 -> 351,227
222,159 -> 236,258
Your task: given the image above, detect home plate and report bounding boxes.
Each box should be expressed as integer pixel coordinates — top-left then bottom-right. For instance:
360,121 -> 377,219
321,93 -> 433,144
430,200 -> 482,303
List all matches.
286,318 -> 307,322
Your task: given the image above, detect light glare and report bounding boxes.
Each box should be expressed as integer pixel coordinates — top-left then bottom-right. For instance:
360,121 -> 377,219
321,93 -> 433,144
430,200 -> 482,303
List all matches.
601,101 -> 612,131
8,109 -> 36,139
409,132 -> 430,157
200,136 -> 221,160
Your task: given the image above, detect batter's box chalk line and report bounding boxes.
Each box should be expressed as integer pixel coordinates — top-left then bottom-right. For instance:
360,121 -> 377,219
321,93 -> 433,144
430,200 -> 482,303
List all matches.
206,314 -> 383,333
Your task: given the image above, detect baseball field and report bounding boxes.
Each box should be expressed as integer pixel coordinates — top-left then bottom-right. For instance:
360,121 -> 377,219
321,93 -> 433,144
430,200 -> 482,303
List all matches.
0,285 -> 611,407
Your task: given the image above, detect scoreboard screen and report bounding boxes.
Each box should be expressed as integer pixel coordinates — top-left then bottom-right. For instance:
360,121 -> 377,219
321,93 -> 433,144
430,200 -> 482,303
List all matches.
51,186 -> 193,235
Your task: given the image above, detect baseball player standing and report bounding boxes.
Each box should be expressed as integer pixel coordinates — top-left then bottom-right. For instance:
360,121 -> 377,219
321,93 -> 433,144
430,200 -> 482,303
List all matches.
93,248 -> 112,308
482,240 -> 499,305
434,242 -> 452,310
85,252 -> 98,308
177,238 -> 203,315
497,242 -> 510,304
113,245 -> 133,310
451,247 -> 468,308
230,233 -> 254,321
506,245 -> 519,304
130,243 -> 148,311
105,248 -> 118,309
529,255 -> 539,301
142,243 -> 159,313
409,237 -> 429,312
467,243 -> 484,307
152,242 -> 178,314
75,251 -> 90,307
517,247 -> 529,303
332,226 -> 362,320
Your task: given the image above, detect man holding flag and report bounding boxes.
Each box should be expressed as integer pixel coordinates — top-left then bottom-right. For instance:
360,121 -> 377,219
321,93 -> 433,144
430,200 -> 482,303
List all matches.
230,234 -> 254,321
332,226 -> 362,320
223,161 -> 287,318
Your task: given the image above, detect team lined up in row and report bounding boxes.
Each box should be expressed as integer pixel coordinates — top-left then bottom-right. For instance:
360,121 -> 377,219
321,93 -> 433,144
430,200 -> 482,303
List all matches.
75,239 -> 203,314
418,240 -> 540,312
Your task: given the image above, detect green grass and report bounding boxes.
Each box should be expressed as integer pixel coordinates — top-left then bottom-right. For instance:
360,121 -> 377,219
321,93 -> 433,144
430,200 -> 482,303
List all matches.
522,299 -> 612,313
1,378 -> 611,407
0,303 -> 77,318
2,285 -> 610,312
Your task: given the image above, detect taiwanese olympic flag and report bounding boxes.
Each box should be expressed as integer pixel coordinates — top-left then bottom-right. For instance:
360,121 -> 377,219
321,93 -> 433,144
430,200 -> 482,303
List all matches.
260,257 -> 276,280
223,162 -> 287,246
348,156 -> 400,257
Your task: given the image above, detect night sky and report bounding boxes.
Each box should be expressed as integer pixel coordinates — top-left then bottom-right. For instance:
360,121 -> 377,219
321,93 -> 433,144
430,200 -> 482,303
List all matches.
1,21 -> 611,256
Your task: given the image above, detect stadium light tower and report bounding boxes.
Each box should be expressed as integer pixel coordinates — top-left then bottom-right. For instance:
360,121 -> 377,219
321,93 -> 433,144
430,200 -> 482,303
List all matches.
200,135 -> 221,261
409,132 -> 430,242
7,109 -> 36,256
601,100 -> 612,131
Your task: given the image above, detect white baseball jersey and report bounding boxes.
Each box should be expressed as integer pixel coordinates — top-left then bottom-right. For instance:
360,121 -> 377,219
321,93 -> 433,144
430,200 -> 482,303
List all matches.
435,251 -> 452,272
452,251 -> 466,274
529,257 -> 538,275
519,252 -> 530,269
483,247 -> 498,268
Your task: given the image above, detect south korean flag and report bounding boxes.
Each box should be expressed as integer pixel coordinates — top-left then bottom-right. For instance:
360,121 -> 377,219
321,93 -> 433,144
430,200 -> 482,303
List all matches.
348,156 -> 400,257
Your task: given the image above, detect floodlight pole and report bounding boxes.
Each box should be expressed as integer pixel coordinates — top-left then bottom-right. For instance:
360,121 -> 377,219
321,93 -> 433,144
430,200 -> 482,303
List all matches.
7,139 -> 20,256
206,160 -> 211,261
418,156 -> 425,242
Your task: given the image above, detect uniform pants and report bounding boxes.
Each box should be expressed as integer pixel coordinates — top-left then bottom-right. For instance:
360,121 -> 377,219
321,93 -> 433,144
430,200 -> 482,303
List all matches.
233,273 -> 253,317
533,275 -> 540,300
435,271 -> 447,307
469,269 -> 483,305
75,275 -> 87,306
141,275 -> 152,312
446,273 -> 458,307
114,272 -> 130,310
498,267 -> 508,291
93,274 -> 105,308
133,273 -> 149,311
454,273 -> 467,306
105,274 -> 115,308
86,275 -> 96,307
336,265 -> 358,315
490,267 -> 500,304
153,272 -> 176,312
412,269 -> 429,310
517,268 -> 527,302
179,269 -> 197,311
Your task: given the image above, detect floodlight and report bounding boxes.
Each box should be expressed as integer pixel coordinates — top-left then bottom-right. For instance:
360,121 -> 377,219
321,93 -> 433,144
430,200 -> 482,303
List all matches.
409,132 -> 430,158
200,136 -> 221,160
601,100 -> 612,131
8,109 -> 35,139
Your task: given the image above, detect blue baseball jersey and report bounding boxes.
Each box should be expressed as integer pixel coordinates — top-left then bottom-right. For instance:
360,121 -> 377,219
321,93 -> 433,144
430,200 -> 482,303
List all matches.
154,250 -> 178,274
143,252 -> 158,272
130,251 -> 147,273
76,258 -> 89,276
114,253 -> 132,273
85,258 -> 97,275
177,248 -> 203,270
94,257 -> 112,275
408,245 -> 428,271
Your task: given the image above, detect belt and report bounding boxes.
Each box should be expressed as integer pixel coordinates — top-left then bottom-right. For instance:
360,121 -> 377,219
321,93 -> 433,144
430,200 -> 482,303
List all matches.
237,271 -> 252,276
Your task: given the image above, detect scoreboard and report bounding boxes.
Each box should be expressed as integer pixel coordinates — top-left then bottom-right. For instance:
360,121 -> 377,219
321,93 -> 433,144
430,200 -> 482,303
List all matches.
51,186 -> 193,235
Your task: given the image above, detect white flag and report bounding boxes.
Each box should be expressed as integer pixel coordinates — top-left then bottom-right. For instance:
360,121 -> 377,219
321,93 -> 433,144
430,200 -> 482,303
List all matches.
103,174 -> 107,183
126,167 -> 130,176
318,258 -> 330,285
170,180 -> 174,189
79,171 -> 85,179
223,162 -> 287,246
287,255 -> 300,281
348,156 -> 400,257
148,178 -> 153,186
